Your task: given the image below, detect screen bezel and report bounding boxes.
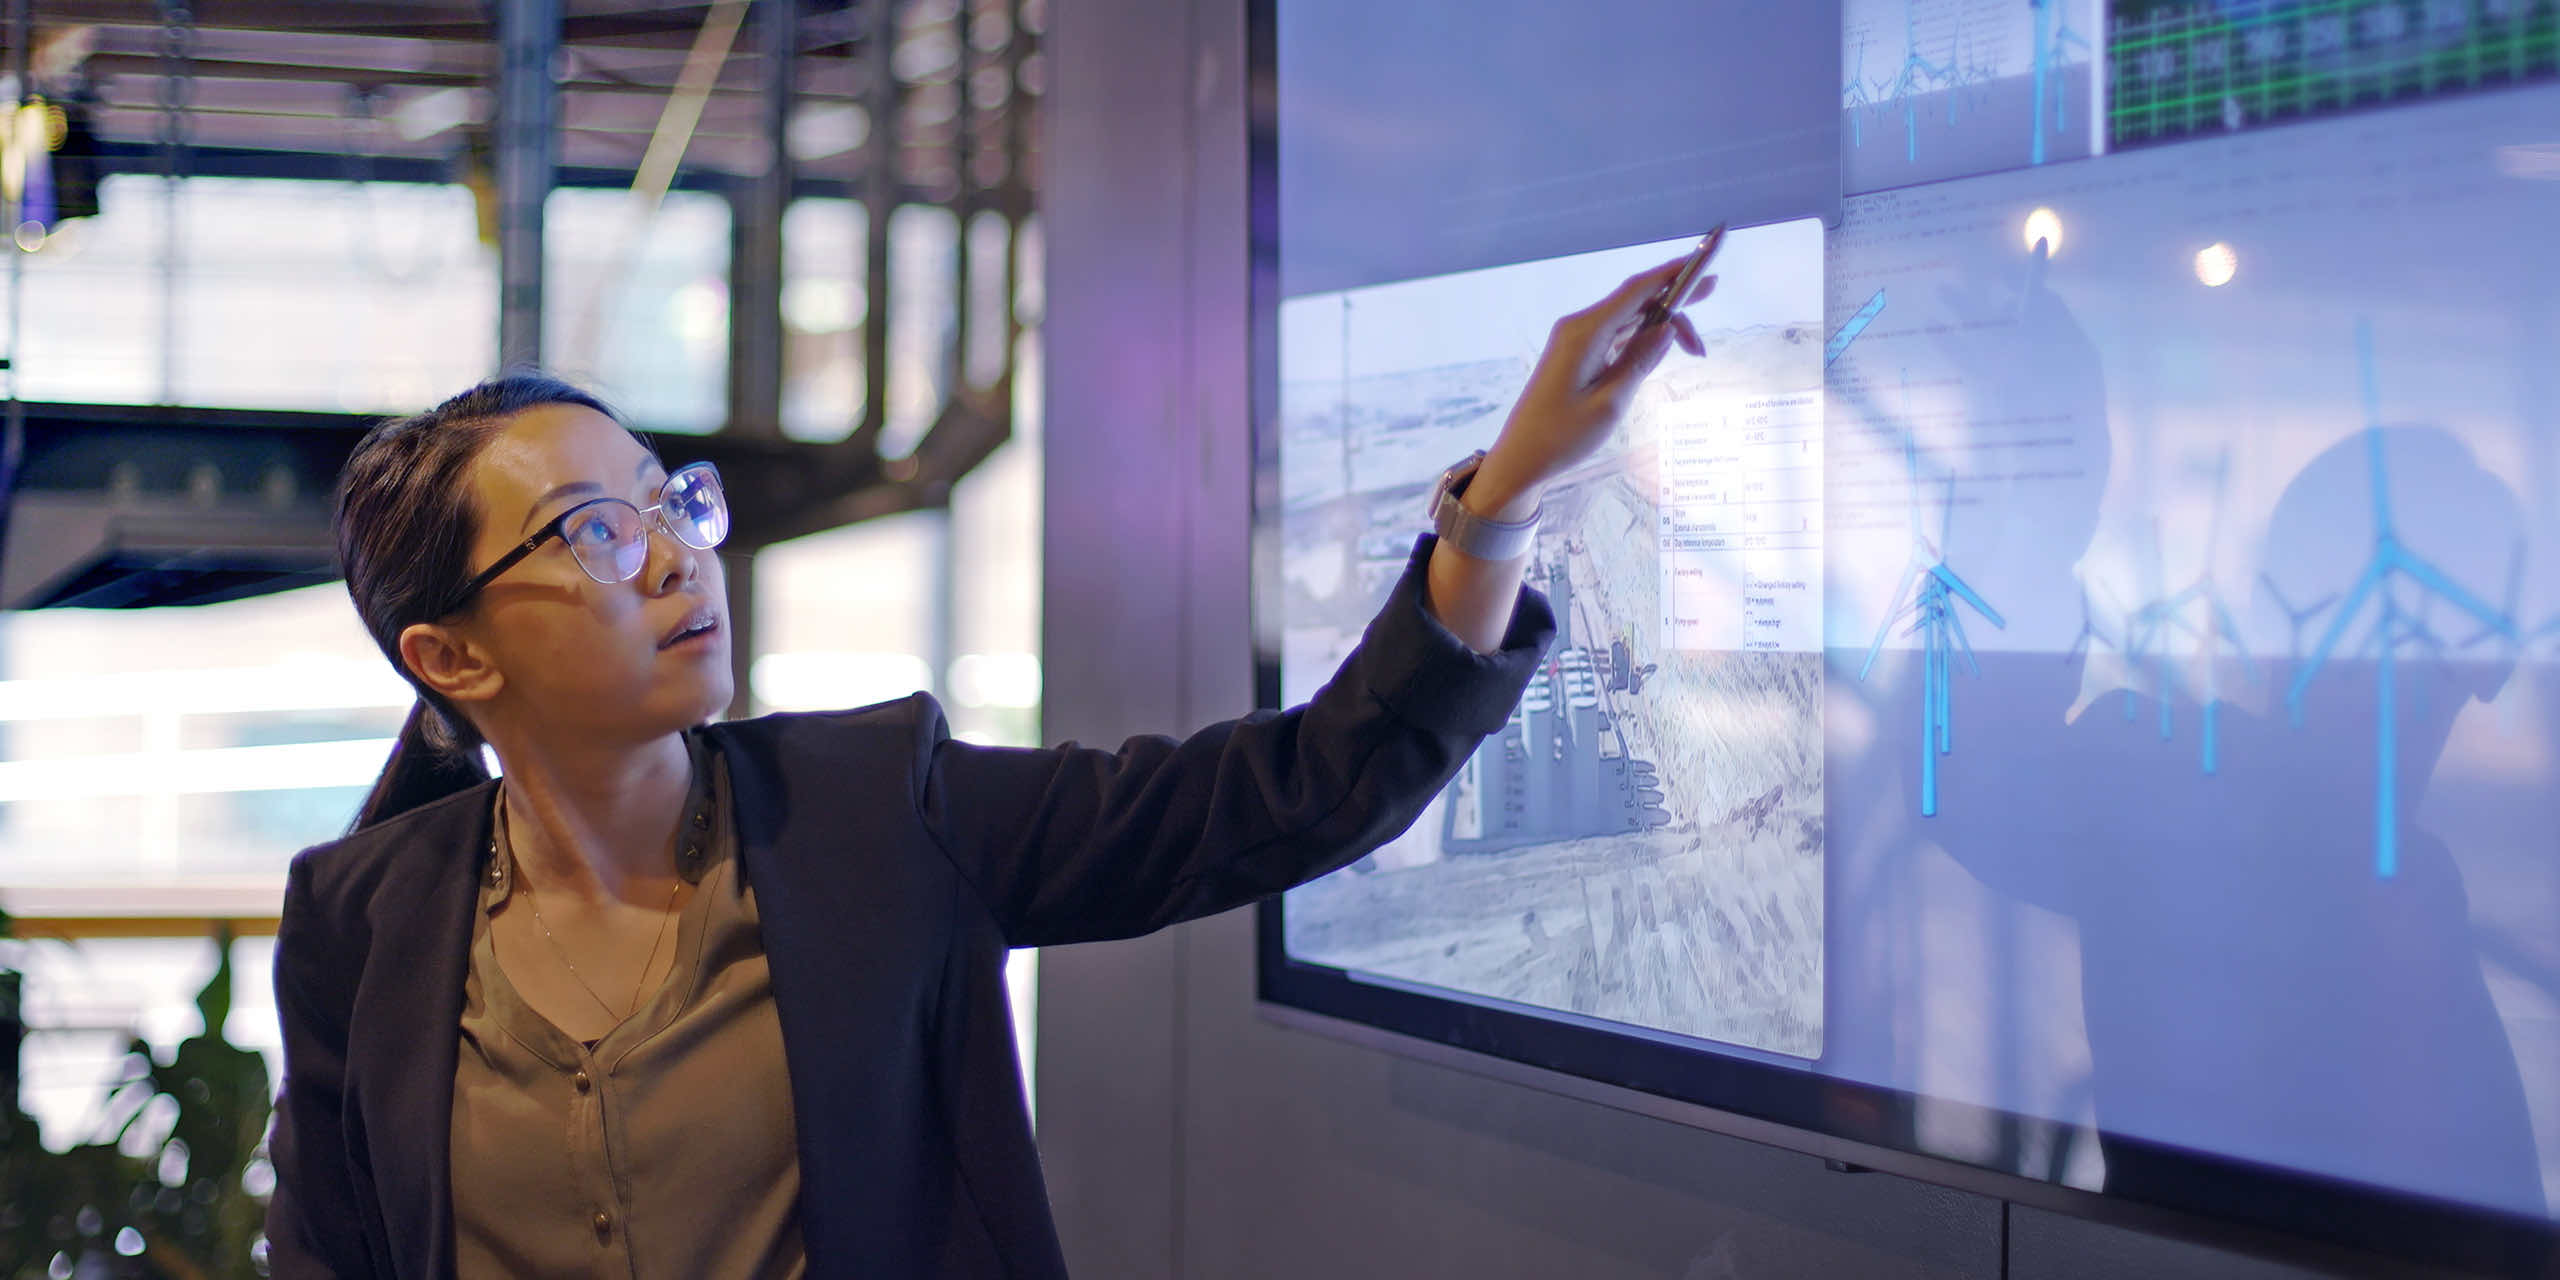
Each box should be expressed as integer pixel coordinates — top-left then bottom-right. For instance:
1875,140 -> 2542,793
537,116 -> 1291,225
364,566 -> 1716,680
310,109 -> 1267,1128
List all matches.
1241,1 -> 2560,1272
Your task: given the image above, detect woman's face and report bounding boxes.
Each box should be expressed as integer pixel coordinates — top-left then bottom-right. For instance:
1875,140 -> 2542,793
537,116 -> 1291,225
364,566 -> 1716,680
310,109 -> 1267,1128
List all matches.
448,402 -> 732,745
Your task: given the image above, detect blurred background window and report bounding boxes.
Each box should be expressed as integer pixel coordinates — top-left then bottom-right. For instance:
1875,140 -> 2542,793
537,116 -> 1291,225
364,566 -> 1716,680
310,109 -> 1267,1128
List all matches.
780,196 -> 865,442
20,175 -> 498,411
542,186 -> 731,434
0,583 -> 405,888
0,582 -> 398,1148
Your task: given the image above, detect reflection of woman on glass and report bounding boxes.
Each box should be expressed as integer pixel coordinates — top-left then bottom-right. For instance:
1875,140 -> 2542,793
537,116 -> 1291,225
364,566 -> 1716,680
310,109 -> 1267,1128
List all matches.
264,263 -> 1711,1277
1881,248 -> 2542,1217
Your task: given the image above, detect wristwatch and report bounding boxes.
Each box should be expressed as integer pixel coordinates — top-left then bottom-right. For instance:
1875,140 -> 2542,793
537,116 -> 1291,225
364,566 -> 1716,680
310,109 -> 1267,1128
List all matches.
1429,450 -> 1540,561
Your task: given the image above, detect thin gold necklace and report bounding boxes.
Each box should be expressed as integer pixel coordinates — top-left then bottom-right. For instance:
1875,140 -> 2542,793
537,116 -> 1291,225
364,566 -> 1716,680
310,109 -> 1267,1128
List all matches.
498,782 -> 702,1023
521,853 -> 683,1022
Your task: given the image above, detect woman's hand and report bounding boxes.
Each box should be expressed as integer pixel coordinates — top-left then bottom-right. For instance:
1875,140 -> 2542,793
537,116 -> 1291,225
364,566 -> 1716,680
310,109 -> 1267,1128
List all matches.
1461,258 -> 1714,521
1424,255 -> 1715,652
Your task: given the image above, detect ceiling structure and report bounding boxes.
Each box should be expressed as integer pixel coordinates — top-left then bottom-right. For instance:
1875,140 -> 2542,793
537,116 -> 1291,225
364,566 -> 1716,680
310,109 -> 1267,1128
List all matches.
0,0 -> 1042,618
48,0 -> 1040,194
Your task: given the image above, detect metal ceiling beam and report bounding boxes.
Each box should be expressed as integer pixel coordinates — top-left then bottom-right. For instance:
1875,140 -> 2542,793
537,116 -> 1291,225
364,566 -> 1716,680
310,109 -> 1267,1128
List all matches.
494,0 -> 557,368
87,112 -> 768,180
0,401 -> 911,558
84,52 -> 865,100
93,99 -> 771,139
0,398 -> 959,610
0,392 -> 987,606
846,0 -> 896,458
727,0 -> 792,441
84,52 -> 487,90
74,15 -> 867,65
87,138 -> 942,203
39,4 -> 721,48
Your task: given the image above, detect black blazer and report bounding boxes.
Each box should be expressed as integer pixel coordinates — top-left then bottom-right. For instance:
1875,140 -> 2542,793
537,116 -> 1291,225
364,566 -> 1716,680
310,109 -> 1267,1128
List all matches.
264,540 -> 1553,1279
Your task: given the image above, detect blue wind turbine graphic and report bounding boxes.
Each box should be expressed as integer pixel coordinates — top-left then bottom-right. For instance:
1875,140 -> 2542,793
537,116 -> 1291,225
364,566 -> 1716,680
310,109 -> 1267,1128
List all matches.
1843,26 -> 1876,148
2120,451 -> 2262,775
1858,400 -> 2006,818
1878,4 -> 1961,163
2283,321 -> 2519,878
2029,0 -> 2092,165
1827,289 -> 1888,369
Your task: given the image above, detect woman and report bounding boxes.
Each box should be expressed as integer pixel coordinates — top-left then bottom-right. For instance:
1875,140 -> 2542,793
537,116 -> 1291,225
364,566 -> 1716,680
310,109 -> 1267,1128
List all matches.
265,260 -> 1710,1279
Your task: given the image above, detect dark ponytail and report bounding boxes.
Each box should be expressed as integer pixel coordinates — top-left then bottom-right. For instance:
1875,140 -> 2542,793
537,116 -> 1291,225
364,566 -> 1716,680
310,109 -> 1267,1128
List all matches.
337,374 -> 619,832
360,702 -> 504,832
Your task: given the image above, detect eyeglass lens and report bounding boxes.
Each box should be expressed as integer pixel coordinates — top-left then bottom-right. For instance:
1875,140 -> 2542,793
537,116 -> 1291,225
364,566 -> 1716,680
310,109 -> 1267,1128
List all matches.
563,465 -> 730,586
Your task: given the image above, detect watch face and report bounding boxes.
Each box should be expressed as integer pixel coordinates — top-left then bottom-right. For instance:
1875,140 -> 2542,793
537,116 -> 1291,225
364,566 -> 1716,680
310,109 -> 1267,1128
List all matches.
1433,453 -> 1481,512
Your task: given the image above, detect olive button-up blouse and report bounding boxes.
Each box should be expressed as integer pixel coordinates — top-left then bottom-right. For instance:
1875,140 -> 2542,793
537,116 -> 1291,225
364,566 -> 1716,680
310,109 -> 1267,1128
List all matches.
449,744 -> 806,1278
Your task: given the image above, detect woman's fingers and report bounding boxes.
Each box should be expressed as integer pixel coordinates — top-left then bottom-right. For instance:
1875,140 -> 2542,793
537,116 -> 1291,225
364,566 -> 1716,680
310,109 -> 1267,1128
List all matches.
1592,290 -> 1708,386
1578,256 -> 1691,329
1595,311 -> 1681,392
1669,276 -> 1714,354
1557,253 -> 1721,400
1672,313 -> 1705,356
1631,317 -> 1681,378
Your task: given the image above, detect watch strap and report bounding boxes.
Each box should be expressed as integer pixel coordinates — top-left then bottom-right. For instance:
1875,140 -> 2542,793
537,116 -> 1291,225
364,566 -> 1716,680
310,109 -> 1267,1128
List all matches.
1432,451 -> 1540,561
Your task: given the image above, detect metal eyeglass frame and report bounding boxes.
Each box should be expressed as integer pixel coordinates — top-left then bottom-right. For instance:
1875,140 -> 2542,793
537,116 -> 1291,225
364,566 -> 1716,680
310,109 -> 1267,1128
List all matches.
432,461 -> 727,618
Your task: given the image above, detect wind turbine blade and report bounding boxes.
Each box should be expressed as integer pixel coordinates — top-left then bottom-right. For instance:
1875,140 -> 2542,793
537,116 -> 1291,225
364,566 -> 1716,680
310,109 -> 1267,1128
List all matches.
1947,604 -> 1983,678
1826,289 -> 1888,369
1932,564 -> 2008,628
2260,570 -> 2294,617
2395,548 -> 2518,641
2212,597 -> 2263,685
2288,559 -> 2385,710
1860,563 -> 1924,680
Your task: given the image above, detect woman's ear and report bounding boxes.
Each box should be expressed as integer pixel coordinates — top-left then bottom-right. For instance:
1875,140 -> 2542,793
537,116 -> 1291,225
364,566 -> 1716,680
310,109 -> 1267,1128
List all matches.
398,621 -> 503,710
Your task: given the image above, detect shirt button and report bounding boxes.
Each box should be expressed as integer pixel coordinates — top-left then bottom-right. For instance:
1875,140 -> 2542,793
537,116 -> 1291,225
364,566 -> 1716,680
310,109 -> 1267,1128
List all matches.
573,1070 -> 592,1093
592,1211 -> 611,1240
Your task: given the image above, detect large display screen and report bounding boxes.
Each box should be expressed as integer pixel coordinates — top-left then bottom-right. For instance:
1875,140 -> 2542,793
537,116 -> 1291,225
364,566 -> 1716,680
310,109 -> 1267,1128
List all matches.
1253,0 -> 2560,1267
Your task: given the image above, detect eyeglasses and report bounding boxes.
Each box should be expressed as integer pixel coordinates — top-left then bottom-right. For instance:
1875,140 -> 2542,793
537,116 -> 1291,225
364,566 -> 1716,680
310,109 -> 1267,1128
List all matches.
436,461 -> 729,617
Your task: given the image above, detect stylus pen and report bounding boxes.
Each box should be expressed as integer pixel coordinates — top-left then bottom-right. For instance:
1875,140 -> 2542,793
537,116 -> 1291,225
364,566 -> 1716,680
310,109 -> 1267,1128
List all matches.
1640,222 -> 1727,329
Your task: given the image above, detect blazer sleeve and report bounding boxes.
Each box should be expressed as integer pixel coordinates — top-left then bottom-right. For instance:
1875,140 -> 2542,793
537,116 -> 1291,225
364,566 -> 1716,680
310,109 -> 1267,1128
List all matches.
916,535 -> 1554,948
263,854 -> 377,1278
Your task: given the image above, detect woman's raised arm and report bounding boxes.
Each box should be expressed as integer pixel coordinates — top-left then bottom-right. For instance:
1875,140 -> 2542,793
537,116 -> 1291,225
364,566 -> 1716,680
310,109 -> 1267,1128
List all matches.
1424,256 -> 1709,650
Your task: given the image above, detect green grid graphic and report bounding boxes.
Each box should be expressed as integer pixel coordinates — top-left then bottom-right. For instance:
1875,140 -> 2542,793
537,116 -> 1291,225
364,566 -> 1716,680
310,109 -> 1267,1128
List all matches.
2107,0 -> 2558,148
